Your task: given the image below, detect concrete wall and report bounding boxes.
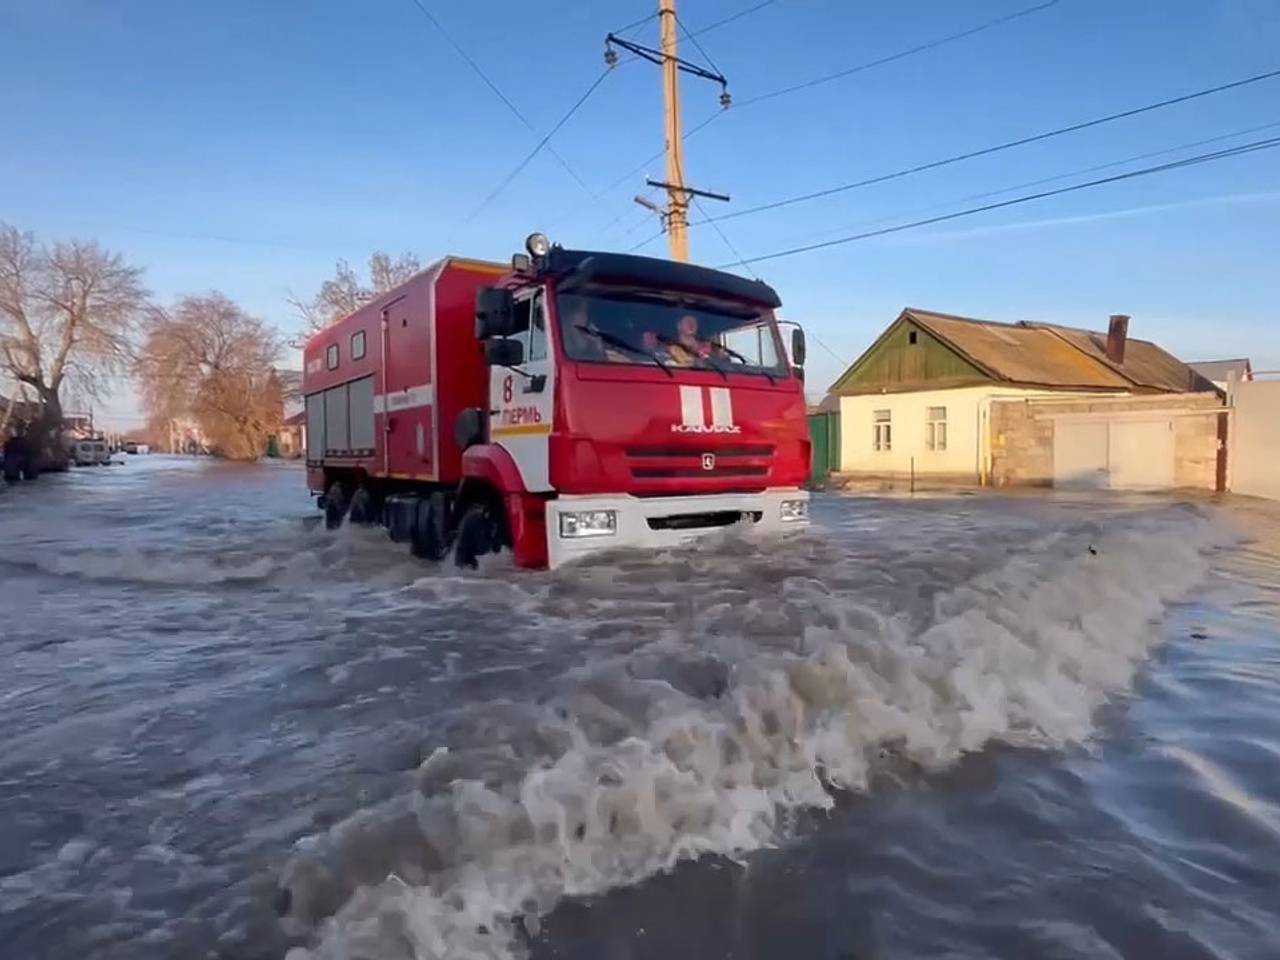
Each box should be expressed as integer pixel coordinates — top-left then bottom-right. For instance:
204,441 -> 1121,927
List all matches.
839,386 -> 1106,482
989,393 -> 1224,490
1230,379 -> 1280,500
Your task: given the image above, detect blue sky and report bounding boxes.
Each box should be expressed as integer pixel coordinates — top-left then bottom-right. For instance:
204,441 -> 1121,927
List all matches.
2,0 -> 1278,426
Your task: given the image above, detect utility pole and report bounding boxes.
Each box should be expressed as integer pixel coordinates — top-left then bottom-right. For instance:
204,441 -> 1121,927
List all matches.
606,4 -> 732,263
659,0 -> 688,262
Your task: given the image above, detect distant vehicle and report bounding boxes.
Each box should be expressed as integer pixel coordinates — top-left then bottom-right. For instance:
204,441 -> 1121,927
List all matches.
123,441 -> 149,455
71,439 -> 111,466
302,233 -> 811,570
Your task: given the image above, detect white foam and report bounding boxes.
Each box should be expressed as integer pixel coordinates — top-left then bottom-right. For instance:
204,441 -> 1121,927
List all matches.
19,548 -> 279,585
282,505 -> 1229,960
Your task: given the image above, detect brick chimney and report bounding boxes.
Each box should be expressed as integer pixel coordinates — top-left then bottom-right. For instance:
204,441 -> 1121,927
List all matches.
1106,314 -> 1129,365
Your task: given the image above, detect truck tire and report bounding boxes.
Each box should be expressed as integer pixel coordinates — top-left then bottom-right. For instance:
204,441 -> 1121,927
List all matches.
410,493 -> 449,561
453,503 -> 499,569
324,482 -> 349,530
385,496 -> 414,543
348,486 -> 378,526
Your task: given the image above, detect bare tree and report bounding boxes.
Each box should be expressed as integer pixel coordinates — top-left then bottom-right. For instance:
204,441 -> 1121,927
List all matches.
289,251 -> 422,338
0,223 -> 149,465
138,293 -> 284,460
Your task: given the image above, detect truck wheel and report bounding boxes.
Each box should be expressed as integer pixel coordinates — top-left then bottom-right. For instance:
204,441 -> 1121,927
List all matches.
348,486 -> 378,526
453,503 -> 500,569
324,482 -> 349,530
410,493 -> 449,561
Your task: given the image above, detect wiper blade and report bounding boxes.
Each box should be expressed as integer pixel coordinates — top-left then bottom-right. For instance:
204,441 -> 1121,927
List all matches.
703,353 -> 731,382
575,324 -> 673,377
721,340 -> 778,381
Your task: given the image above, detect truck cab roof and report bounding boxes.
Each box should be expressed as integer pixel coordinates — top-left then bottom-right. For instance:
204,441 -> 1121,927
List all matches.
539,249 -> 782,310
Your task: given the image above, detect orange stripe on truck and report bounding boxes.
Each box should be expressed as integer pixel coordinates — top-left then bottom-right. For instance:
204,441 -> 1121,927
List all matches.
491,423 -> 552,438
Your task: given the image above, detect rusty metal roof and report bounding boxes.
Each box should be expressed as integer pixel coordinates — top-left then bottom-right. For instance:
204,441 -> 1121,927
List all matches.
1189,358 -> 1252,383
1037,323 -> 1220,394
904,309 -> 1132,390
900,309 -> 1214,394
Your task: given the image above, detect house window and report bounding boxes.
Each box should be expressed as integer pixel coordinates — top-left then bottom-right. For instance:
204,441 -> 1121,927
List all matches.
351,330 -> 366,361
926,406 -> 947,451
873,409 -> 892,452
326,343 -> 339,370
908,330 -> 918,345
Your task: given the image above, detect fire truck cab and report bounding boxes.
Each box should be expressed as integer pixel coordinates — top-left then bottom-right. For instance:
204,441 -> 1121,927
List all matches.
303,234 -> 810,569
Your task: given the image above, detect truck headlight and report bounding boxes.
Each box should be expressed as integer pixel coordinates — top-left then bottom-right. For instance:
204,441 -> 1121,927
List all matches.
559,510 -> 617,538
779,499 -> 808,522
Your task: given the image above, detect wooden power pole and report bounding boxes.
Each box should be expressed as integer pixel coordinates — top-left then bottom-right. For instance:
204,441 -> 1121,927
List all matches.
607,4 -> 732,263
659,0 -> 689,262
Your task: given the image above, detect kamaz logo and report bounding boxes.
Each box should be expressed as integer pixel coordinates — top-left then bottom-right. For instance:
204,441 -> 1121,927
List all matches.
673,386 -> 741,435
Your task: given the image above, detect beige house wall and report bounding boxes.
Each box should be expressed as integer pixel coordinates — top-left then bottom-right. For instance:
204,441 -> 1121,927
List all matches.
839,386 -> 1113,482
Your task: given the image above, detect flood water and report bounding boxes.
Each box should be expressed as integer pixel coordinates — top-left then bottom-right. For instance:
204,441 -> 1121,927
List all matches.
1,456 -> 1278,960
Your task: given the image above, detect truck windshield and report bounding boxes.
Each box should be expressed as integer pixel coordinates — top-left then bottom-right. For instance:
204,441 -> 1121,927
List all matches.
557,292 -> 787,377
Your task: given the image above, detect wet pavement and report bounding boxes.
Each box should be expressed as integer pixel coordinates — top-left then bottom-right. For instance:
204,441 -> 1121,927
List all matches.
1,456 -> 1278,959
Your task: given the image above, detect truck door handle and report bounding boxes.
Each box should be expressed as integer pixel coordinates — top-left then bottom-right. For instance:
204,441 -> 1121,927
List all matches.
523,375 -> 546,394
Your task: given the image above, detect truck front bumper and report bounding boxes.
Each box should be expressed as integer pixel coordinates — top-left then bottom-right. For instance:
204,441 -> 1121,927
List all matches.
545,489 -> 809,569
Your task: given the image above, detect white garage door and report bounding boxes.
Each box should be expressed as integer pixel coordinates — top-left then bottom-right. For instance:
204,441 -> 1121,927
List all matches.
1108,419 -> 1174,489
1054,420 -> 1109,489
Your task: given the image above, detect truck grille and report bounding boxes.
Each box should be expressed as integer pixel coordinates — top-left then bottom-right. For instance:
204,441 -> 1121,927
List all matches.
625,444 -> 774,481
647,510 -> 762,531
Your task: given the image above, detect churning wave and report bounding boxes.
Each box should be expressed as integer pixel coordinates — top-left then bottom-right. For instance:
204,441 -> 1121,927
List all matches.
279,504 -> 1229,960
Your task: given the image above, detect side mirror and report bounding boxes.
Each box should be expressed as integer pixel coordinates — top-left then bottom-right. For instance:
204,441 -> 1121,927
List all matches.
791,327 -> 807,367
485,337 -> 525,368
476,287 -> 516,339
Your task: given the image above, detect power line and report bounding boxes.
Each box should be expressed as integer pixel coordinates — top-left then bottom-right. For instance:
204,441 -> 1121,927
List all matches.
687,0 -> 780,39
459,70 -> 612,227
594,0 -> 1059,198
806,329 -> 851,368
694,195 -> 758,278
713,135 -> 1280,268
752,118 -> 1280,246
706,66 -> 1280,226
738,0 -> 1058,109
405,0 -> 589,192
629,226 -> 666,252
612,10 -> 659,36
676,14 -> 726,81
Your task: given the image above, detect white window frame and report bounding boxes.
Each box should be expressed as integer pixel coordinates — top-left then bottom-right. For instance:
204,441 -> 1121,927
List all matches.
873,409 -> 892,453
351,330 -> 366,361
926,406 -> 947,452
325,343 -> 339,370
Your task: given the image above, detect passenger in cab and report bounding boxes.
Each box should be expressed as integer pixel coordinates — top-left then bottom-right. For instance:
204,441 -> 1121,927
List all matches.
562,300 -> 631,363
561,301 -> 605,361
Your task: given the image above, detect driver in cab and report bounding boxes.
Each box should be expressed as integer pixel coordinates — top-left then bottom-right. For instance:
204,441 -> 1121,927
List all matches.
661,314 -> 713,367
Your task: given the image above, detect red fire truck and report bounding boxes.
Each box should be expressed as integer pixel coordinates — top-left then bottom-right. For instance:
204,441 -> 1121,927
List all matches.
302,234 -> 810,569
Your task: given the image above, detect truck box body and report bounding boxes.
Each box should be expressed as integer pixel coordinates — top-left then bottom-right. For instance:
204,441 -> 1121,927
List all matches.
303,258 -> 506,494
303,246 -> 810,569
